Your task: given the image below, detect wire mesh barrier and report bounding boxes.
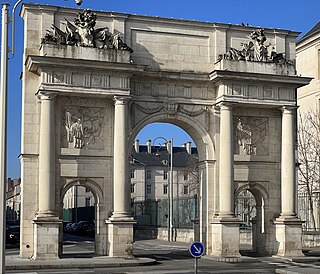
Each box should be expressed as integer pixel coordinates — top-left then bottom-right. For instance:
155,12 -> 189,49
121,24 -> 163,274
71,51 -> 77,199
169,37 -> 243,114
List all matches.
298,192 -> 320,231
132,196 -> 198,228
235,191 -> 256,230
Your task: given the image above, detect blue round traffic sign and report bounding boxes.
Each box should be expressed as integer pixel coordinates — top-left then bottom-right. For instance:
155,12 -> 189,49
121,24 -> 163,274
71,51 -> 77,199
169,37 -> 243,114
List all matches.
189,241 -> 205,257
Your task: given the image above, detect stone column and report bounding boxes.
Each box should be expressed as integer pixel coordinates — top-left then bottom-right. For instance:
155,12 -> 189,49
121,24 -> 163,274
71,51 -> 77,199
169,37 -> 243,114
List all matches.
107,96 -> 136,258
275,106 -> 303,257
111,96 -> 131,219
280,106 -> 297,218
38,91 -> 56,217
211,102 -> 240,259
218,103 -> 234,217
33,91 -> 61,260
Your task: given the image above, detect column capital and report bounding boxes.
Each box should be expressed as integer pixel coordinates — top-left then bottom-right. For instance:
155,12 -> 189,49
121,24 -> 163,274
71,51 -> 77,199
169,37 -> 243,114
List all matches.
217,102 -> 233,110
36,90 -> 58,101
281,105 -> 298,114
114,96 -> 131,105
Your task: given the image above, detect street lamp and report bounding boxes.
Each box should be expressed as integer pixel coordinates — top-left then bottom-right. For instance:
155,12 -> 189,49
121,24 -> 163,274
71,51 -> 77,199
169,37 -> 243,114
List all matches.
0,0 -> 84,271
152,137 -> 174,242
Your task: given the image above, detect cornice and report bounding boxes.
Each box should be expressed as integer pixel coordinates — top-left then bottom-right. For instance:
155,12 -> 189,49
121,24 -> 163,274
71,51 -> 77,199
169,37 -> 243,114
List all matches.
26,55 -> 146,75
22,3 -> 300,38
209,69 -> 312,88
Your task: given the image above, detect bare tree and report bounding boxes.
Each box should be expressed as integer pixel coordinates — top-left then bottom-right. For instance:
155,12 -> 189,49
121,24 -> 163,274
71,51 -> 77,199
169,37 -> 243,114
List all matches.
297,110 -> 320,231
183,155 -> 200,195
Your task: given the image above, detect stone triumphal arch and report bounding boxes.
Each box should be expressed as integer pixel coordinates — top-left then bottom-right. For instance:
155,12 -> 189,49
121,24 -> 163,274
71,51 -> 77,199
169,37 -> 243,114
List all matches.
20,4 -> 311,260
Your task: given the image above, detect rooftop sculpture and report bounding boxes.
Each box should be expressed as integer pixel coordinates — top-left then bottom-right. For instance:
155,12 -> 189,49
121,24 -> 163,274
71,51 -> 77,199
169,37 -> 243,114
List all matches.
41,9 -> 133,52
218,28 -> 292,65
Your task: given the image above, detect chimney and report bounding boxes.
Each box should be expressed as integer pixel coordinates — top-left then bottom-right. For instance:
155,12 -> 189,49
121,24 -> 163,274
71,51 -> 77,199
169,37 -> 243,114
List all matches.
186,141 -> 192,155
146,139 -> 152,154
167,140 -> 172,153
134,139 -> 139,153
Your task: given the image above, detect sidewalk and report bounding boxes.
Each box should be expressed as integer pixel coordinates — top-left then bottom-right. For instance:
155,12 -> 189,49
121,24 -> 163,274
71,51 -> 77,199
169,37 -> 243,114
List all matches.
5,240 -> 320,272
5,254 -> 156,271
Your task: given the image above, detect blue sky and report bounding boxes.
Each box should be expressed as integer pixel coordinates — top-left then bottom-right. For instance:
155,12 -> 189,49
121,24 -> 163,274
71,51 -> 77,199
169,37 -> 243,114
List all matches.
4,0 -> 320,178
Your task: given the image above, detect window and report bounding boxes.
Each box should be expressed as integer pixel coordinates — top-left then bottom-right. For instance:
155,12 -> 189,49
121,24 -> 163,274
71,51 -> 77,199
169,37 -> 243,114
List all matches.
146,184 -> 152,194
131,184 -> 135,193
85,197 -> 91,207
146,170 -> 151,179
184,172 -> 188,181
183,185 -> 189,195
85,187 -> 90,192
163,184 -> 168,194
163,170 -> 168,180
131,169 -> 135,179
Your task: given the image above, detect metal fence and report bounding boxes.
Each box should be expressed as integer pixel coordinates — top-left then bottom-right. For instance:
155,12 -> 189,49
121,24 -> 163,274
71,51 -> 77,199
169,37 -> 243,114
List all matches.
132,193 -> 320,232
298,192 -> 320,231
132,196 -> 198,229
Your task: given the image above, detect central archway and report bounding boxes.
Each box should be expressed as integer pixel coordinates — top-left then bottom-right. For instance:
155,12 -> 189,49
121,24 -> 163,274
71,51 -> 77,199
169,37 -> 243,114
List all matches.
129,108 -> 216,252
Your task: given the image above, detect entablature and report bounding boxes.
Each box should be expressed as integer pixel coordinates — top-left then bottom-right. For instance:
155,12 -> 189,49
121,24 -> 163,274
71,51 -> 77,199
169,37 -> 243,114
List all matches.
26,54 -> 145,98
210,60 -> 312,107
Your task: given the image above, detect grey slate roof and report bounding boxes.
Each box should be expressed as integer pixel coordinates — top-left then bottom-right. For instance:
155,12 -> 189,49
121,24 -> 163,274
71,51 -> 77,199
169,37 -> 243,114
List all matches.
131,145 -> 198,168
298,21 -> 320,42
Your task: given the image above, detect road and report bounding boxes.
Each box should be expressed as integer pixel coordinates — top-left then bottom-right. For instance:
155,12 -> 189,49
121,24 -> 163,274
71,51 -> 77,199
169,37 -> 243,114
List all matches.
6,236 -> 320,273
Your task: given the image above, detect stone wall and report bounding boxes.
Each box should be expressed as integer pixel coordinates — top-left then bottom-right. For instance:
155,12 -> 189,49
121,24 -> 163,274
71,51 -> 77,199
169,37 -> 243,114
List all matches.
135,227 -> 320,249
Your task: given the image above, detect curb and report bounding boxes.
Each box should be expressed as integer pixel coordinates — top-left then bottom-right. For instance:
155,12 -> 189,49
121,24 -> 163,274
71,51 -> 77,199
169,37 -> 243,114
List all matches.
6,258 -> 156,271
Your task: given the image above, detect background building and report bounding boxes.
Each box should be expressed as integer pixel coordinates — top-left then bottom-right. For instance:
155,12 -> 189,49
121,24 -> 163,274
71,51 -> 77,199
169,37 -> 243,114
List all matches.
296,21 -> 320,231
130,140 -> 198,202
62,140 -> 199,227
6,178 -> 21,222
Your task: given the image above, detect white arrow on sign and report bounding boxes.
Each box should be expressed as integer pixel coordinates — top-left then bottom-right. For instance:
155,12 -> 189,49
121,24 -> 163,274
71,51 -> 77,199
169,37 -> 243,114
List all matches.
194,245 -> 202,254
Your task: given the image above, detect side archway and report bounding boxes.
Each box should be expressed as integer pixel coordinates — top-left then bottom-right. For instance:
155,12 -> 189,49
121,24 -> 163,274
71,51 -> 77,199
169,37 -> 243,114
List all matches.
235,182 -> 270,255
59,178 -> 105,255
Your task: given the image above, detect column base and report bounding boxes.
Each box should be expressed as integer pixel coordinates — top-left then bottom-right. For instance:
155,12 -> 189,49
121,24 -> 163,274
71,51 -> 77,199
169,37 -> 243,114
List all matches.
32,216 -> 62,260
211,217 -> 241,257
106,217 -> 137,258
274,217 -> 304,257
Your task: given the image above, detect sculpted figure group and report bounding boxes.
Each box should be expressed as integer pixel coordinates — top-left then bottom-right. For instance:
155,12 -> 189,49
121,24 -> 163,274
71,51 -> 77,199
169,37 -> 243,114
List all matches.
218,28 -> 292,64
42,9 -> 133,52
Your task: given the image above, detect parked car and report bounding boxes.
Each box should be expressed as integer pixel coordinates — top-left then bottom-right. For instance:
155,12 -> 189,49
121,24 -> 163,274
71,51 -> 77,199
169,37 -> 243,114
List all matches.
6,225 -> 20,244
64,223 -> 73,233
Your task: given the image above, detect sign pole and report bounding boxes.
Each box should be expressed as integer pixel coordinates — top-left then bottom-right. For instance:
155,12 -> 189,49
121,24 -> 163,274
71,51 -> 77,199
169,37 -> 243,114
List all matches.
189,241 -> 204,274
194,257 -> 198,274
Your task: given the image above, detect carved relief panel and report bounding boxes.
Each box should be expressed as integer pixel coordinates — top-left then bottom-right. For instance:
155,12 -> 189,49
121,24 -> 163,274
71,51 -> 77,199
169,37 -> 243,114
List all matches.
233,116 -> 269,156
60,105 -> 106,150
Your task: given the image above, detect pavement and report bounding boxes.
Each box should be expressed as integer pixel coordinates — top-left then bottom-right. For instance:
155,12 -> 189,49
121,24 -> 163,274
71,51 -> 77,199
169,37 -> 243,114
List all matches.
5,241 -> 320,273
5,253 -> 156,271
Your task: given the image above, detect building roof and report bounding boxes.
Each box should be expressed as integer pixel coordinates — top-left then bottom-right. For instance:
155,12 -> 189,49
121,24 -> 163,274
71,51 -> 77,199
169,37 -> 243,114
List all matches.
298,21 -> 320,42
131,145 -> 198,168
